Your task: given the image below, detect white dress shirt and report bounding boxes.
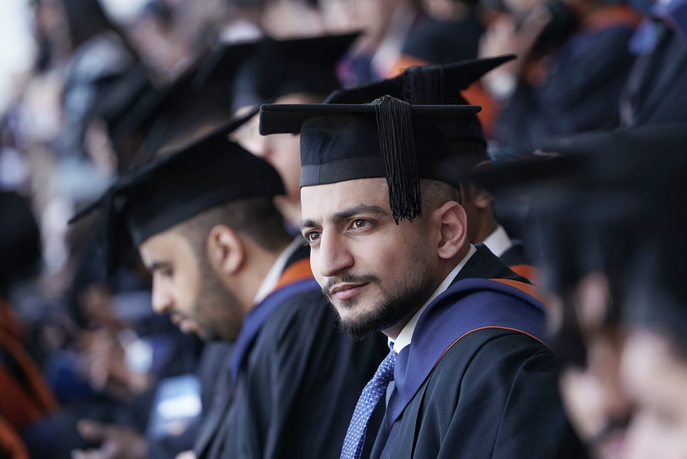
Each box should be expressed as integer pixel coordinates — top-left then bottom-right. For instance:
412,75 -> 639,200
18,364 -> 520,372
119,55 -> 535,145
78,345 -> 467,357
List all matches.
481,225 -> 513,258
252,238 -> 304,305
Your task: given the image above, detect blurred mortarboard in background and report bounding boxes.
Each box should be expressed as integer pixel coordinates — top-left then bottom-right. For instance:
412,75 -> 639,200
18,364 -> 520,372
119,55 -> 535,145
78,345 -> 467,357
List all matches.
89,62 -> 157,173
116,40 -> 260,169
70,108 -> 285,274
401,16 -> 484,66
325,55 -> 514,108
231,32 -> 360,111
471,123 -> 687,293
324,55 -> 515,167
92,62 -> 152,135
468,124 -> 687,365
260,96 -> 480,222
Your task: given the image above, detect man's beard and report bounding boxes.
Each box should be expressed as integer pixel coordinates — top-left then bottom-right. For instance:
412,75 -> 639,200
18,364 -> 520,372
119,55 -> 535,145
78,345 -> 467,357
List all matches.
193,262 -> 243,342
324,269 -> 436,341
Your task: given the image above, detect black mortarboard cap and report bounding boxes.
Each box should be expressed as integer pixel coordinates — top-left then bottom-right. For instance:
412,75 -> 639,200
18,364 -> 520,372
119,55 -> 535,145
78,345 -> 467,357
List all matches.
190,39 -> 263,91
231,32 -> 360,110
128,41 -> 259,166
324,55 -> 514,107
70,109 -> 285,274
471,123 -> 687,290
260,96 -> 481,222
470,123 -> 687,365
324,55 -> 514,169
474,123 -> 687,195
93,62 -> 152,138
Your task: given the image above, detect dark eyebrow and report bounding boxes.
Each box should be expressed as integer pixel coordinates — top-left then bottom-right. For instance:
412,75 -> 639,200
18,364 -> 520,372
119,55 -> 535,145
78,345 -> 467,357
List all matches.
147,261 -> 171,273
300,204 -> 389,230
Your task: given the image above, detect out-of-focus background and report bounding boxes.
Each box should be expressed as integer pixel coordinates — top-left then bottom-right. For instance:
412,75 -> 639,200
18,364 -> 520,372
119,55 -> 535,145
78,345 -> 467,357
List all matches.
0,0 -> 679,456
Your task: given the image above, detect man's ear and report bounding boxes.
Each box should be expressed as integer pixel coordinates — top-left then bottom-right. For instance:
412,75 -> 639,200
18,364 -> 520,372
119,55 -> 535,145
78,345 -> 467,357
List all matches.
206,225 -> 245,276
470,182 -> 493,210
434,201 -> 468,260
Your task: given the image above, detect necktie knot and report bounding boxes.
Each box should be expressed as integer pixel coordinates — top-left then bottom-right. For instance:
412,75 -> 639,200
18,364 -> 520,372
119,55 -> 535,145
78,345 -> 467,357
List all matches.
341,349 -> 397,459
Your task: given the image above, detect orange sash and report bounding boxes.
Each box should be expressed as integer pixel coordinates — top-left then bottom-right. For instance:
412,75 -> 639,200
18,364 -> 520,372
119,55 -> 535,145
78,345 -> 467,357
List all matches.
274,258 -> 314,291
0,331 -> 57,431
0,416 -> 27,459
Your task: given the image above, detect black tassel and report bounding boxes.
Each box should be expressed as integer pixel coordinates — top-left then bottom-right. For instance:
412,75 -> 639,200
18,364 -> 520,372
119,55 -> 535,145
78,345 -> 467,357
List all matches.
372,95 -> 422,223
404,65 -> 445,105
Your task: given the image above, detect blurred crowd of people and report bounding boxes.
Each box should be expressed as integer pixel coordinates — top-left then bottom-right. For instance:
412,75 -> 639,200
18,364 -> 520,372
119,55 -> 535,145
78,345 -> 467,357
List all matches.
1,0 -> 687,458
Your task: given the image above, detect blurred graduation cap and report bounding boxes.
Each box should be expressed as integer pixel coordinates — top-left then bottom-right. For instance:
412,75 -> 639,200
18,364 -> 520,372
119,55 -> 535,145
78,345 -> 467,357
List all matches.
231,32 -> 360,111
473,123 -> 687,196
470,122 -> 687,298
467,126 -> 687,365
109,41 -> 260,169
92,62 -> 152,138
325,55 -> 514,108
324,55 -> 514,168
260,95 -> 481,222
70,109 -> 285,274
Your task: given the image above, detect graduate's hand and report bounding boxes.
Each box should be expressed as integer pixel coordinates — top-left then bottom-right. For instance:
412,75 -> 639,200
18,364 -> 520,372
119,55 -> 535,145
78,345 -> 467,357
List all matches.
71,420 -> 147,459
175,451 -> 196,459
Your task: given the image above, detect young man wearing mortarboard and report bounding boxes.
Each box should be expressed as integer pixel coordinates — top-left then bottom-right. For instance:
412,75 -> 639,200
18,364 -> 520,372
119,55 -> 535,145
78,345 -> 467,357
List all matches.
324,55 -> 537,280
72,117 -> 387,459
260,96 -> 584,458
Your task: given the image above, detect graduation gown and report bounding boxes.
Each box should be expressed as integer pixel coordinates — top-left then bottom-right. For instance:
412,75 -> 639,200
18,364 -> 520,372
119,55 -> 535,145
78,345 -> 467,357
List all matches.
0,326 -> 57,434
370,245 -> 585,458
498,241 -> 540,284
496,5 -> 641,156
620,0 -> 687,126
192,343 -> 235,459
0,415 -> 27,459
195,245 -> 389,459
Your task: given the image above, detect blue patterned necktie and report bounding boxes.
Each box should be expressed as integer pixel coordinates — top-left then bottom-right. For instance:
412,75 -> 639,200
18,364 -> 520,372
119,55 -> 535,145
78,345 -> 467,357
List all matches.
341,349 -> 398,459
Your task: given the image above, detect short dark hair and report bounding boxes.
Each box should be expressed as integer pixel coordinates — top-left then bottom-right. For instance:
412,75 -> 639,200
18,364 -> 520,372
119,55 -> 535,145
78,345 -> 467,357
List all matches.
178,196 -> 292,256
421,179 -> 462,211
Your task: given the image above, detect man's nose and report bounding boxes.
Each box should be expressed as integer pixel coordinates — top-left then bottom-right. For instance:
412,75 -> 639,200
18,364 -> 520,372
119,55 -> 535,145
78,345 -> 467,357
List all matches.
318,232 -> 354,278
151,279 -> 174,315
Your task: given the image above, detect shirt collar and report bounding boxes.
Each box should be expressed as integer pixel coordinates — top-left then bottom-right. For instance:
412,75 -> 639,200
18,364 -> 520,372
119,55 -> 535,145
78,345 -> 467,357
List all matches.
253,237 -> 304,304
481,225 -> 513,258
389,244 -> 478,352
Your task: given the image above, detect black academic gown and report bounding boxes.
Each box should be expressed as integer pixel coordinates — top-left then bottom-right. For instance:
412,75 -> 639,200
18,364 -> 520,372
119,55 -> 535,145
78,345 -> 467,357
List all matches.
190,343 -> 234,459
499,239 -> 527,266
621,6 -> 687,126
197,245 -> 389,459
370,245 -> 585,459
496,9 -> 638,156
498,240 -> 540,283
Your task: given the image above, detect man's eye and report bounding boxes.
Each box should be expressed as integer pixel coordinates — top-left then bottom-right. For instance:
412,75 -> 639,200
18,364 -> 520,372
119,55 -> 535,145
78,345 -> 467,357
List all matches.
305,231 -> 321,243
351,219 -> 368,229
161,268 -> 174,278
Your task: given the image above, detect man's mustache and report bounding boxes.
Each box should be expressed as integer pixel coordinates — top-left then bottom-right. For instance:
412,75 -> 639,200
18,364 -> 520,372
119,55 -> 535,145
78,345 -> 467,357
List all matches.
323,273 -> 381,296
